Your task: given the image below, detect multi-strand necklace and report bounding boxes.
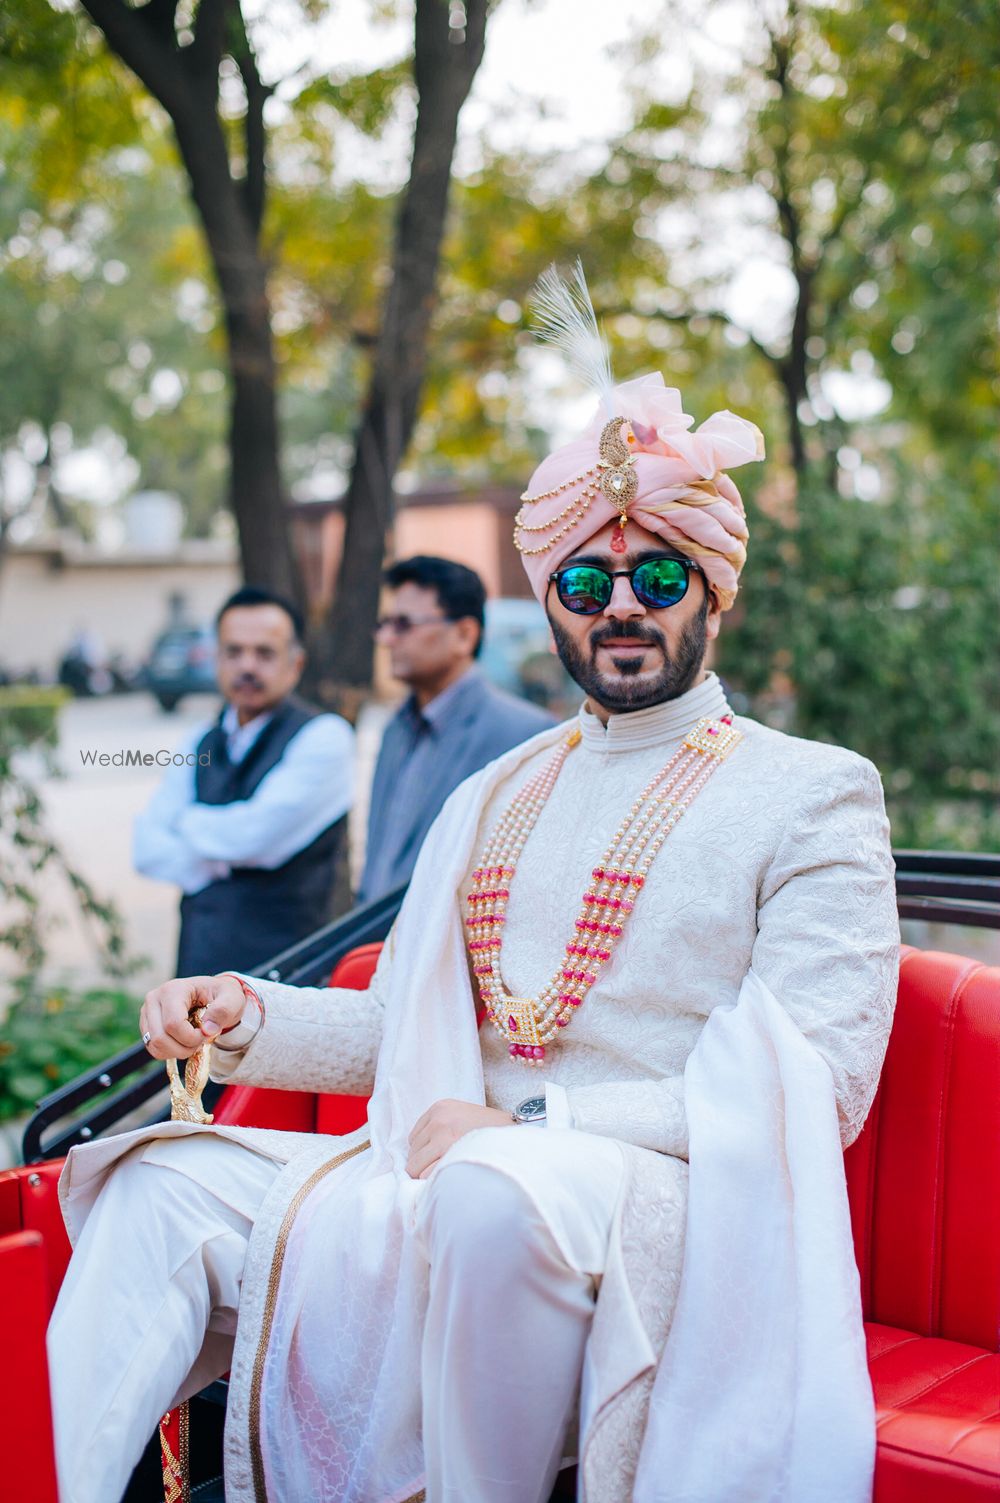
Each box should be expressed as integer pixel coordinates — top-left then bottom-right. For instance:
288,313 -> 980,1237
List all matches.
467,711 -> 742,1067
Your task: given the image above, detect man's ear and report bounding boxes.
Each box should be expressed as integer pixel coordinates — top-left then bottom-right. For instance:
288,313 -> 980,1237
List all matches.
705,593 -> 723,643
456,617 -> 482,658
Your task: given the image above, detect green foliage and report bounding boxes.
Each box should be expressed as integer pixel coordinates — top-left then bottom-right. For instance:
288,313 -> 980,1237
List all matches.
0,13 -> 231,536
611,0 -> 1000,851
0,977 -> 143,1123
295,58 -> 412,138
719,468 -> 1000,850
0,687 -> 137,981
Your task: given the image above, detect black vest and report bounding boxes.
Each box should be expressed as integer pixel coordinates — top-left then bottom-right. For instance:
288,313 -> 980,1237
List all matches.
176,697 -> 344,977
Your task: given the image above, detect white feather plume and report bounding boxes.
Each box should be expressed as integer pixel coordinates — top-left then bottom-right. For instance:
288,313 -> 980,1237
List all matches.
530,259 -> 616,417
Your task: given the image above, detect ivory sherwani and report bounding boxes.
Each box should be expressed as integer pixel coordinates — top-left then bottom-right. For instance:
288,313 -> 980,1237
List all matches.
55,673 -> 899,1503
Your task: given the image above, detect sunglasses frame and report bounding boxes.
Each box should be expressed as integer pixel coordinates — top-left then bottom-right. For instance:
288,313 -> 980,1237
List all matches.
373,614 -> 449,636
548,555 -> 703,615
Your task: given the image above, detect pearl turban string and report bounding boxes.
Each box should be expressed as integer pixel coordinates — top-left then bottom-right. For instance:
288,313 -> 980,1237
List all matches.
516,372 -> 765,611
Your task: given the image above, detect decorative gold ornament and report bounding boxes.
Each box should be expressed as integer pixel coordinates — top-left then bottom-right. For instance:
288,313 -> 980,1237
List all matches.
165,1005 -> 214,1124
597,416 -> 638,527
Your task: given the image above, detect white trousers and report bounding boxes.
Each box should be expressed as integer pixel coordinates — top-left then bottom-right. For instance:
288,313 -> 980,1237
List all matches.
48,1126 -> 624,1503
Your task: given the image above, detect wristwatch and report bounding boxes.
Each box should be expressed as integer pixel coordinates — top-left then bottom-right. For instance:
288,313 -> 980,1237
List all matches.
511,1095 -> 547,1124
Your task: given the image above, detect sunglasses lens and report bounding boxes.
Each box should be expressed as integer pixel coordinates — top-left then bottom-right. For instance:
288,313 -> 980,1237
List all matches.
557,566 -> 611,614
633,558 -> 689,607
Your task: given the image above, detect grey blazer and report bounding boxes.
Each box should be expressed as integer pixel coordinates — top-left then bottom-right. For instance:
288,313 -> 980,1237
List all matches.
360,671 -> 555,901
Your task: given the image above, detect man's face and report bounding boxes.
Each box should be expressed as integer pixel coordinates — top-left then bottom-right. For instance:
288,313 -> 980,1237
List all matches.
375,582 -> 477,689
545,519 -> 721,713
216,605 -> 305,720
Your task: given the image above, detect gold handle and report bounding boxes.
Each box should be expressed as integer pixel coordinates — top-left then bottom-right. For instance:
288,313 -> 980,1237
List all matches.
165,1006 -> 215,1124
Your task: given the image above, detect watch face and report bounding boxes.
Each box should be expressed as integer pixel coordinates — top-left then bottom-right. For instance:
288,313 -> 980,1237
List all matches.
517,1096 -> 546,1120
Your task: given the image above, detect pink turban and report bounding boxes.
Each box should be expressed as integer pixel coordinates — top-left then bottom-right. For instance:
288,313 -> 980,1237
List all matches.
516,373 -> 765,610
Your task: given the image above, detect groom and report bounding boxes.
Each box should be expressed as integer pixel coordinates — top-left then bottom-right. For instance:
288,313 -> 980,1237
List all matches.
48,375 -> 898,1503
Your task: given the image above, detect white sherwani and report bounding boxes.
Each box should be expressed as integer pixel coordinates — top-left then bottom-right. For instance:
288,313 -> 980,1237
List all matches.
53,674 -> 899,1503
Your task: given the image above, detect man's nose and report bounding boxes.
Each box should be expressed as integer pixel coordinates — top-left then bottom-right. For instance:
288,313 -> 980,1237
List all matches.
604,575 -> 646,620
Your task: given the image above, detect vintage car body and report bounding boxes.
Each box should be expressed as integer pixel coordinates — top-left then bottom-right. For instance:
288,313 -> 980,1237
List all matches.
3,857 -> 998,1502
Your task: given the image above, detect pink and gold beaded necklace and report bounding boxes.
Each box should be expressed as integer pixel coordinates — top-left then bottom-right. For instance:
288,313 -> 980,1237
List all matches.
467,710 -> 742,1067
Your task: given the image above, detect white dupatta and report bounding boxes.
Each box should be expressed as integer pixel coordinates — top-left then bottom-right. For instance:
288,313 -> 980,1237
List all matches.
634,970 -> 875,1503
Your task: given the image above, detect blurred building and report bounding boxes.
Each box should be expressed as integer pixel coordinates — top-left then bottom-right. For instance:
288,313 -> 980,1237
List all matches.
0,484 -> 531,681
291,483 -> 530,617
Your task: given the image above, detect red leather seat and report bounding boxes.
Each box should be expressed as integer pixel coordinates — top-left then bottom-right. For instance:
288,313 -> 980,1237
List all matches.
845,949 -> 1000,1499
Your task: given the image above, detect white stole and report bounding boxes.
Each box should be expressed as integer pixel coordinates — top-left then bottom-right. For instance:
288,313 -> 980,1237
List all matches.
633,970 -> 875,1503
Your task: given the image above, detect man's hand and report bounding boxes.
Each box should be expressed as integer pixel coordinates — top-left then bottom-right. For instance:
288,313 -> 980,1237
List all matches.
406,1099 -> 514,1180
139,974 -> 247,1060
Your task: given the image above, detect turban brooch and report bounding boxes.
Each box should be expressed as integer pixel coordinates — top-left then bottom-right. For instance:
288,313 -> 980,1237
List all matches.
515,264 -> 765,611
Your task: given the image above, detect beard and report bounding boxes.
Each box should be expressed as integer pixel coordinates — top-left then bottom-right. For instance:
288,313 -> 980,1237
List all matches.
548,597 -> 709,713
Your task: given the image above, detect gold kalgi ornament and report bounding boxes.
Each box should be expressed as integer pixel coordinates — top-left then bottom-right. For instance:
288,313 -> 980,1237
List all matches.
597,415 -> 637,547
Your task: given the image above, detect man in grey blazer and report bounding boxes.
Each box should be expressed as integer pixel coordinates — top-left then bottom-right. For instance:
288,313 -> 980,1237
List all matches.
359,556 -> 555,902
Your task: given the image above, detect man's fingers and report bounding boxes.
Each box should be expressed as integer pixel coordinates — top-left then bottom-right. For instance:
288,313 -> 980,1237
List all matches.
406,1130 -> 445,1178
406,1143 -> 436,1179
162,1012 -> 206,1052
409,1106 -> 434,1142
198,975 -> 249,1037
140,977 -> 224,1059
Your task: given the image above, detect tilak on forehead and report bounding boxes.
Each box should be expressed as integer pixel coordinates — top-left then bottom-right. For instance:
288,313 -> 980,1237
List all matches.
515,263 -> 766,610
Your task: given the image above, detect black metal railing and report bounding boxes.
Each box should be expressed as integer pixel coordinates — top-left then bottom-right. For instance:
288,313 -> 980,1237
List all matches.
21,855 -> 1000,1163
21,886 -> 407,1164
893,850 -> 1000,926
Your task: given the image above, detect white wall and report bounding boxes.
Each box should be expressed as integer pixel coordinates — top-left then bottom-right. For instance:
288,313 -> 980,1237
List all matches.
0,549 -> 239,677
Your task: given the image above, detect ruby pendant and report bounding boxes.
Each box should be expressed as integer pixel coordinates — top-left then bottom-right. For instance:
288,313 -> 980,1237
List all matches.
611,524 -> 627,554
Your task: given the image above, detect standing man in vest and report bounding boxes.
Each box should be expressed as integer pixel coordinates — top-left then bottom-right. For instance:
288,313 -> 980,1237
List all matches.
134,587 -> 354,976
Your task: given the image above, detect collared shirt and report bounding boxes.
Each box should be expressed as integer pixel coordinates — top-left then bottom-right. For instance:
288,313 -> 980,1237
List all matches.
133,701 -> 355,896
219,703 -> 274,764
360,668 -> 554,902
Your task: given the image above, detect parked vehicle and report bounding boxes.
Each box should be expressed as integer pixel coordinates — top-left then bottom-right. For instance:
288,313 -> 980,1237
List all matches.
143,625 -> 217,712
481,597 -> 580,717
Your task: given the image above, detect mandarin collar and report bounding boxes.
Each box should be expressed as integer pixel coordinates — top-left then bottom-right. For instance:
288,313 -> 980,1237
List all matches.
577,672 -> 729,753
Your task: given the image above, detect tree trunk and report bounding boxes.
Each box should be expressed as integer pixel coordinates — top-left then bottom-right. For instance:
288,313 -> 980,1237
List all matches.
314,0 -> 490,710
76,0 -> 301,606
164,102 -> 300,601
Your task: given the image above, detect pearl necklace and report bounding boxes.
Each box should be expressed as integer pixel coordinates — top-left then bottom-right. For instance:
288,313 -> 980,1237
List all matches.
467,711 -> 742,1067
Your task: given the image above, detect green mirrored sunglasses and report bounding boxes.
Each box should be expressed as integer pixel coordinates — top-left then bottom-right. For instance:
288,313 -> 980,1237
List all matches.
549,556 -> 700,614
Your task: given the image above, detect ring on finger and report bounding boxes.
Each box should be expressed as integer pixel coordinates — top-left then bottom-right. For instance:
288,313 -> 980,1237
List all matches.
141,1031 -> 152,1047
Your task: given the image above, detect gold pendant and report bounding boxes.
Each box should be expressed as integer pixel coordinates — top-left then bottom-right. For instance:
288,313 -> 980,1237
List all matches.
504,997 -> 543,1048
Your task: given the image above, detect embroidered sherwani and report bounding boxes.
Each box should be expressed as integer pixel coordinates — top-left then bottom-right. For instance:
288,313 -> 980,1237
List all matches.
52,674 -> 899,1503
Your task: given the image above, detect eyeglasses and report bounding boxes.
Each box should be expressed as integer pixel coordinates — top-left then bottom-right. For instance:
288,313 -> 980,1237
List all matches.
373,614 -> 448,636
549,556 -> 701,615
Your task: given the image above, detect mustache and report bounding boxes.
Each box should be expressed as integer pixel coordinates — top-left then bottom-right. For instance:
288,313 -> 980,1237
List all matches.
232,676 -> 265,690
588,621 -> 665,651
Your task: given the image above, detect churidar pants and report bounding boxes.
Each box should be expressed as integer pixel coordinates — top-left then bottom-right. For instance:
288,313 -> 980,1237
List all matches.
48,1125 -> 625,1503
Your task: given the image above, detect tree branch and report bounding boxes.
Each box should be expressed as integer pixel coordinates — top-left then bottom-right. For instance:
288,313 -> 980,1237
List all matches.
78,0 -> 186,117
816,164 -> 874,260
184,0 -> 230,85
602,304 -> 782,369
230,8 -> 270,234
140,0 -> 181,48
